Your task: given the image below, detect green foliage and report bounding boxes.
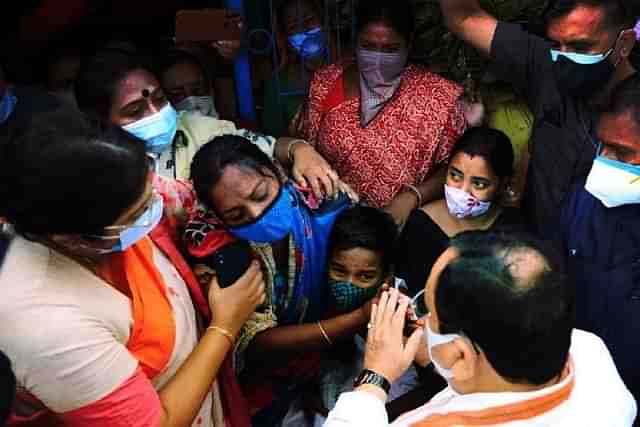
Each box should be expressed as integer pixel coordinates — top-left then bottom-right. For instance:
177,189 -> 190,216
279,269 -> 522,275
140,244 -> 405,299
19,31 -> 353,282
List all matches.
411,0 -> 549,85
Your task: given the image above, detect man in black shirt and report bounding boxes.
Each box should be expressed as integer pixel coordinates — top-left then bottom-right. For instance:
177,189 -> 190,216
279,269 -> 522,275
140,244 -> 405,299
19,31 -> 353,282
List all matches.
438,0 -> 637,234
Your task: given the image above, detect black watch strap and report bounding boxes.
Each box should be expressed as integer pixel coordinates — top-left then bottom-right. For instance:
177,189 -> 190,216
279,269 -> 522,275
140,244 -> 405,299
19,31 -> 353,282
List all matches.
353,369 -> 391,394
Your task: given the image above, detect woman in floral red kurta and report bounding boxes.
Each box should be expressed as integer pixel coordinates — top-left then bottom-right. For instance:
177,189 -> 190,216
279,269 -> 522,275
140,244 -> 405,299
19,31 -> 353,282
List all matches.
292,0 -> 468,228
301,61 -> 466,209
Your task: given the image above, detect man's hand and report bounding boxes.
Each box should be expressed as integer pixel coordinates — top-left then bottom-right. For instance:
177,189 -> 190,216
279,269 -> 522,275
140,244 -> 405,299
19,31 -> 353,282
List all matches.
363,289 -> 424,385
438,0 -> 498,57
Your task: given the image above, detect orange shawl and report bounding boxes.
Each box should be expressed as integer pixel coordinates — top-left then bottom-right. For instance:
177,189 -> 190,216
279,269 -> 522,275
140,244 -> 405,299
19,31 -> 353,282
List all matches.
410,365 -> 575,427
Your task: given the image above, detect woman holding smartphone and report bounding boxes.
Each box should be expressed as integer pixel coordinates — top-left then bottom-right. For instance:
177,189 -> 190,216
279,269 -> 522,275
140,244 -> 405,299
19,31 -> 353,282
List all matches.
186,134 -> 384,427
0,113 -> 265,427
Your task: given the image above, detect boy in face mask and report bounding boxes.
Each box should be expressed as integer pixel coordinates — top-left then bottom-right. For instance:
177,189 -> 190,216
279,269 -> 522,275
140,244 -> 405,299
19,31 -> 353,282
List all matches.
319,206 -> 415,411
555,73 -> 640,406
324,231 -> 636,426
438,0 -> 637,235
326,206 -> 399,314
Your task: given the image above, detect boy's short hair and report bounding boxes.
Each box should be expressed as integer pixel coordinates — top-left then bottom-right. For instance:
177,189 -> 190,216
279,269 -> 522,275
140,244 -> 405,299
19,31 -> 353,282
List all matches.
328,206 -> 398,275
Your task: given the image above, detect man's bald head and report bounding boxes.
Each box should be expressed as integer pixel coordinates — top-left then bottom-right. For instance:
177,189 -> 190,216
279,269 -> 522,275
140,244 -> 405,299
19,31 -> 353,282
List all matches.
433,231 -> 573,386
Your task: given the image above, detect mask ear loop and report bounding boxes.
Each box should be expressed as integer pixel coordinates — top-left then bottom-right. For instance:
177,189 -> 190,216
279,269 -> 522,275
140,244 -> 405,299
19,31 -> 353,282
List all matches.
611,28 -> 632,68
410,289 -> 427,318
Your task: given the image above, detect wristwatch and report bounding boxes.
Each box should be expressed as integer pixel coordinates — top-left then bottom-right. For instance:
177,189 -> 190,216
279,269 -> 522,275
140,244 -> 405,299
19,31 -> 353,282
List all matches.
353,369 -> 391,394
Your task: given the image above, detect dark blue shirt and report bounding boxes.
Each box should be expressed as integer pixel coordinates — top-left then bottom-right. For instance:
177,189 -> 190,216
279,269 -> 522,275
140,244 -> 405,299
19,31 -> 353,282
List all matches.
559,183 -> 640,402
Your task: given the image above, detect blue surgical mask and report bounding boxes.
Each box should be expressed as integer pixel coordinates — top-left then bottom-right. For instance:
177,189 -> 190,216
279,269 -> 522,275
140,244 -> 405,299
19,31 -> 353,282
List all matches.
123,104 -> 177,154
288,27 -> 326,59
91,194 -> 164,253
585,155 -> 640,208
229,184 -> 296,243
550,49 -> 611,65
0,87 -> 17,124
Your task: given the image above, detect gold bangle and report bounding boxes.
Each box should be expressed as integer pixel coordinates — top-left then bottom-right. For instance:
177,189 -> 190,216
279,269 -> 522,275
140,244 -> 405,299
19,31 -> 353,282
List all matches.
317,321 -> 333,346
207,325 -> 235,346
402,184 -> 423,208
287,139 -> 309,164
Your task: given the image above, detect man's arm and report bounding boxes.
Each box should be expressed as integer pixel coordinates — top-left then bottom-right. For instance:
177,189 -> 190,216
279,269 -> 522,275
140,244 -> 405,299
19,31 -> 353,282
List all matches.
439,0 -> 498,57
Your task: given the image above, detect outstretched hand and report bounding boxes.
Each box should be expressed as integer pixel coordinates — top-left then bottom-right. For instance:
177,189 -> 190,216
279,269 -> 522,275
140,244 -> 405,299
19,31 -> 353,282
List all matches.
363,289 -> 424,385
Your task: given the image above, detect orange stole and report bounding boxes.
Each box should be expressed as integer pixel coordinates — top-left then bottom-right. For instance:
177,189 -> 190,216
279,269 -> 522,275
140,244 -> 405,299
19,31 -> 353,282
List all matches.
9,238 -> 176,426
410,371 -> 574,427
101,237 -> 176,379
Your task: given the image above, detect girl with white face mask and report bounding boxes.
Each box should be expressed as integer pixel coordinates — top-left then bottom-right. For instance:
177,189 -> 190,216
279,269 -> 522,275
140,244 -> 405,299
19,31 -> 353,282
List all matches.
395,127 -> 525,298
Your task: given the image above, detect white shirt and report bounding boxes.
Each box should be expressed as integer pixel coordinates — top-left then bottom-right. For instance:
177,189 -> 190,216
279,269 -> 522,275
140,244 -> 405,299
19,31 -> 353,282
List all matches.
324,330 -> 637,427
0,237 -> 222,426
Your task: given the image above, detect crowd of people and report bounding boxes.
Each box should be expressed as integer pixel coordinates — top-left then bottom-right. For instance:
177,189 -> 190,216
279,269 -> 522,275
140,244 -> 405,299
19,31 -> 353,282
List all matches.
0,0 -> 639,426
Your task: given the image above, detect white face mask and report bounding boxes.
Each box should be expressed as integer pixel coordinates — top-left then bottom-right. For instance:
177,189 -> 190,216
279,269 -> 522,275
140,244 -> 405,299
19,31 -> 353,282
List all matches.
444,185 -> 492,219
426,314 -> 461,380
585,155 -> 640,208
175,95 -> 219,118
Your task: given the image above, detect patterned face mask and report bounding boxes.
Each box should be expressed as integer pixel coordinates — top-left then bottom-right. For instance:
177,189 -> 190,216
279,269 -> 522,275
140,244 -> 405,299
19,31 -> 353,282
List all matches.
328,279 -> 379,313
444,185 -> 492,219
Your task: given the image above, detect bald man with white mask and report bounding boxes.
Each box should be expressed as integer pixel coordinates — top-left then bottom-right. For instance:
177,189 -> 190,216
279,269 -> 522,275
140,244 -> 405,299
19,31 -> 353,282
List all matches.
324,231 -> 636,426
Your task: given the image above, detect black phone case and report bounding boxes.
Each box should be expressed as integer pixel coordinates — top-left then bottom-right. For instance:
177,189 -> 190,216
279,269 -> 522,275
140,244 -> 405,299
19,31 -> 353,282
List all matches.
209,240 -> 253,288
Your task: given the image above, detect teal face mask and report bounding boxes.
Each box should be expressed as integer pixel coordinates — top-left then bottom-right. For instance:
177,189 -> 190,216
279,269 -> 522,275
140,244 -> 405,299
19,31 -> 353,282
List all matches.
328,279 -> 379,313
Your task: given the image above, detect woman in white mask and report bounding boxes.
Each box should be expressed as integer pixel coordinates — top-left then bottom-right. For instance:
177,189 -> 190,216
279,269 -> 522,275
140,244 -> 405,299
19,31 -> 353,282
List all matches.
75,49 -> 339,201
157,48 -> 220,119
296,0 -> 484,227
396,127 -> 524,297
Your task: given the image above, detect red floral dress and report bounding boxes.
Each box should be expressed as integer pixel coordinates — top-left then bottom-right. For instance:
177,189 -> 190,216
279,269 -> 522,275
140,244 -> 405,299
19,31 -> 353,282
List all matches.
301,62 -> 466,208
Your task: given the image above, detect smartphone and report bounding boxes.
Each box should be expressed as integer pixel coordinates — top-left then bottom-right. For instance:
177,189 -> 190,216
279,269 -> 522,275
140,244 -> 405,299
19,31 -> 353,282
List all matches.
208,240 -> 253,288
175,9 -> 242,42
